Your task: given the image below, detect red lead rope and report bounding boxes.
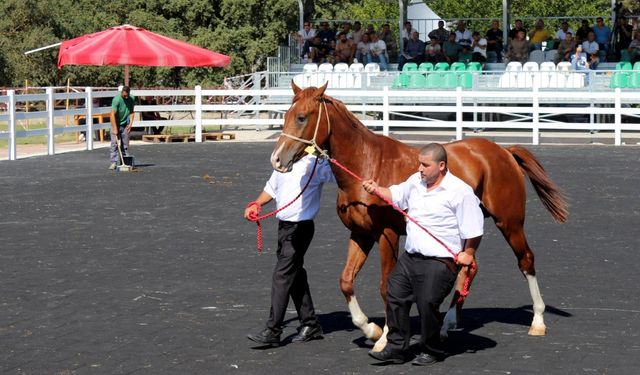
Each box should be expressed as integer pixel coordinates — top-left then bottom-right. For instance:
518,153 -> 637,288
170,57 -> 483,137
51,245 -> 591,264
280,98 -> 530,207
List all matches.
246,158 -> 319,252
328,157 -> 476,303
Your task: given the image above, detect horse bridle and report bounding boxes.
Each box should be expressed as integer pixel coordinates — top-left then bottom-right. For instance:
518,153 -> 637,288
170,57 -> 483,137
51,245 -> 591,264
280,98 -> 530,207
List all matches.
280,98 -> 331,158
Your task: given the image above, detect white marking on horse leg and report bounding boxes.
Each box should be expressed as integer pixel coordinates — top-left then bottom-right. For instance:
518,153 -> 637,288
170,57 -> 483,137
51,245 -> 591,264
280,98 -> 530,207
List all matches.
440,305 -> 458,341
270,143 -> 285,170
526,273 -> 547,336
348,296 -> 382,340
371,325 -> 389,352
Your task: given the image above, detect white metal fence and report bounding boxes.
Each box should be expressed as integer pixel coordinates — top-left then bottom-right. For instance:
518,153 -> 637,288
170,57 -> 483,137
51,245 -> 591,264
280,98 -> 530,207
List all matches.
1,85 -> 640,160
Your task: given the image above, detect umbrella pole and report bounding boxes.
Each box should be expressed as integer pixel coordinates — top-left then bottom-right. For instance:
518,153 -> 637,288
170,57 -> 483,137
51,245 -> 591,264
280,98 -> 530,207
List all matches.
124,65 -> 130,86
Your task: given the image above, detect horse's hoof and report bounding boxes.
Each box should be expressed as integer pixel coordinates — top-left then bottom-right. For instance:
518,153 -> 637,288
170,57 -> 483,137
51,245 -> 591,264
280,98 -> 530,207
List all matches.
364,322 -> 383,341
528,325 -> 546,336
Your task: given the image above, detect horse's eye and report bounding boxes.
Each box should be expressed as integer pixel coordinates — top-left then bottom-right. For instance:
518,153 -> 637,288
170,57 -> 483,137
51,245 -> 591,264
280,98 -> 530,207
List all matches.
296,114 -> 307,125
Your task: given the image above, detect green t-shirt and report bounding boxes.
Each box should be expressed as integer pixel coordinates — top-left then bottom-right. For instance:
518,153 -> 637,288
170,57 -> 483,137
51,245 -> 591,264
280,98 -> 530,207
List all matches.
112,94 -> 136,126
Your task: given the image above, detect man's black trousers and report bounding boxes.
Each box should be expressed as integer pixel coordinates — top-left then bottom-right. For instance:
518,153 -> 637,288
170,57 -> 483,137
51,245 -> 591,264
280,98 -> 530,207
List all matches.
267,220 -> 318,331
384,251 -> 458,353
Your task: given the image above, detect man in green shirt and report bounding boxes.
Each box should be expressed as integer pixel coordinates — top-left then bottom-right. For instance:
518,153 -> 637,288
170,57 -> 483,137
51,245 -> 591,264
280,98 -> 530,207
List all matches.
109,86 -> 135,170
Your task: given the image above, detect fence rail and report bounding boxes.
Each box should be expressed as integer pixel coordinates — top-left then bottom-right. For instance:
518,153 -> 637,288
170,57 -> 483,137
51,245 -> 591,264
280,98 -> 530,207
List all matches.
1,85 -> 640,160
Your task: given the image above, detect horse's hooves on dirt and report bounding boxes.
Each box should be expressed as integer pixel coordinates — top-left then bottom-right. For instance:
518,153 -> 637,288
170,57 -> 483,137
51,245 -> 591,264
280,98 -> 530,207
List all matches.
528,325 -> 546,336
365,322 -> 383,341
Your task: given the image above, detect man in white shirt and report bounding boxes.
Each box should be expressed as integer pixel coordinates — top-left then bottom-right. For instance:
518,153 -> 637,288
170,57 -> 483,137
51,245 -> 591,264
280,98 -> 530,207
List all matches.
362,143 -> 483,366
455,21 -> 472,47
245,155 -> 335,346
471,31 -> 488,63
368,33 -> 388,71
555,21 -> 574,43
582,31 -> 600,69
296,22 -> 316,56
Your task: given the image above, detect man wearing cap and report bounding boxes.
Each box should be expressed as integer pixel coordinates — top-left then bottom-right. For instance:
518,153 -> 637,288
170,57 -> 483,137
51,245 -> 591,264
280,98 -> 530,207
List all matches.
109,86 -> 135,170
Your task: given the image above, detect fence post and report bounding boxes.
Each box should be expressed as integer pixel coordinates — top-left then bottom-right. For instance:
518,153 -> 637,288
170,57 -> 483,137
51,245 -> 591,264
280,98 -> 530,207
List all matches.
46,87 -> 55,155
382,86 -> 389,136
195,85 -> 202,142
85,87 -> 94,151
614,88 -> 621,146
455,87 -> 463,140
532,85 -> 540,145
8,90 -> 16,160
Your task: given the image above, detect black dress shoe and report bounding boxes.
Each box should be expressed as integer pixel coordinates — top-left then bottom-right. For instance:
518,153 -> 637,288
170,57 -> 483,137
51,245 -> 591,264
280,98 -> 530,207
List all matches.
247,328 -> 281,345
292,324 -> 323,343
368,348 -> 405,364
411,352 -> 440,366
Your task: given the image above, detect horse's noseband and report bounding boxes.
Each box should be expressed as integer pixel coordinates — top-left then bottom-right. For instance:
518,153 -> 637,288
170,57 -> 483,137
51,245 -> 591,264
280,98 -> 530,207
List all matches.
280,98 -> 331,158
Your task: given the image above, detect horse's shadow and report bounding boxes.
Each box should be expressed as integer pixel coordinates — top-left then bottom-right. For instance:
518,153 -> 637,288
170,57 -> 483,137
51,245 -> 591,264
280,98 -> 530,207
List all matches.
313,304 -> 571,355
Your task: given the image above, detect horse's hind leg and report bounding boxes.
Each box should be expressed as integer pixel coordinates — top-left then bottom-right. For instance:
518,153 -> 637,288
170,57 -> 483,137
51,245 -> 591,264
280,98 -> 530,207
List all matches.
340,233 -> 381,341
498,222 -> 547,336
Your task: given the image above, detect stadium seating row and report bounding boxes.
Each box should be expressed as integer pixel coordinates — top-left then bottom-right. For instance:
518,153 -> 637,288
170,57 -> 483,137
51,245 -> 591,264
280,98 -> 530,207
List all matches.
610,62 -> 640,89
498,61 -> 585,88
292,62 -> 380,89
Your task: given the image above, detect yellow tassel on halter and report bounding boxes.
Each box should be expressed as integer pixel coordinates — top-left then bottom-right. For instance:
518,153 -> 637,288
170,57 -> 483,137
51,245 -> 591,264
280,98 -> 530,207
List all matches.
304,145 -> 317,155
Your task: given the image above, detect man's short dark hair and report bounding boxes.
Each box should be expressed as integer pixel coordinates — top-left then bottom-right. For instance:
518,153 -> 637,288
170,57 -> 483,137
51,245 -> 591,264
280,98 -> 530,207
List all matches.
420,143 -> 447,164
121,86 -> 130,93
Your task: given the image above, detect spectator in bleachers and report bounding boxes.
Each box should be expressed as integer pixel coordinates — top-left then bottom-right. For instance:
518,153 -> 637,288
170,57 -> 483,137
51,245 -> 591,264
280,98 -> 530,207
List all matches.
317,22 -> 336,46
529,19 -> 550,51
471,31 -> 488,63
627,31 -> 640,64
505,30 -> 529,64
443,32 -> 461,64
555,31 -> 576,64
425,38 -> 444,64
508,19 -> 527,43
458,45 -> 472,63
355,32 -> 371,63
366,24 -> 376,35
455,21 -> 472,48
401,21 -> 417,45
615,16 -> 634,59
592,17 -> 611,60
334,32 -> 356,64
398,31 -> 425,70
326,39 -> 337,64
428,20 -> 450,44
554,21 -> 574,43
296,22 -> 316,58
576,19 -> 593,44
582,31 -> 600,69
571,44 -> 590,70
368,33 -> 389,71
380,23 -> 398,63
486,20 -> 504,62
352,21 -> 364,45
308,35 -> 329,64
340,22 -> 353,40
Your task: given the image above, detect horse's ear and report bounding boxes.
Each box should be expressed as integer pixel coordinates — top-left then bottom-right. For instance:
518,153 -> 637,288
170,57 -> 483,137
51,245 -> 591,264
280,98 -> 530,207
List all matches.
317,81 -> 329,97
291,80 -> 302,95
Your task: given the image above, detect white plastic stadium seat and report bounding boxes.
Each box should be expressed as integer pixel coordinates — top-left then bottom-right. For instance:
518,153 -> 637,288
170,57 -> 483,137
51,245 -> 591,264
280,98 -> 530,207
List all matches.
333,63 -> 350,88
317,63 -> 334,88
302,63 -> 319,87
349,63 -> 365,89
506,61 -> 523,71
364,63 -> 381,87
540,62 -> 556,71
539,62 -> 556,88
556,62 -> 572,72
529,50 -> 545,65
544,49 -> 558,63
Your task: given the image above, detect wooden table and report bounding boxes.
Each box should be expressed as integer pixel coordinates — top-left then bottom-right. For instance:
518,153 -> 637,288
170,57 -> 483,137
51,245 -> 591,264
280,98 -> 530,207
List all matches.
73,113 -> 111,141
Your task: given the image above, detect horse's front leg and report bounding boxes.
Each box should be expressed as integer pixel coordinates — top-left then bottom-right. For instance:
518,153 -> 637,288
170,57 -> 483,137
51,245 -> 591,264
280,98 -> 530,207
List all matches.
441,263 -> 479,340
370,228 -> 400,352
340,234 -> 381,341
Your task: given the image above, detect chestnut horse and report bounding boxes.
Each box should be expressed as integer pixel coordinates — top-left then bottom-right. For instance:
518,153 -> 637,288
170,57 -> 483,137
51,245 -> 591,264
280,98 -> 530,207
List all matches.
270,83 -> 567,351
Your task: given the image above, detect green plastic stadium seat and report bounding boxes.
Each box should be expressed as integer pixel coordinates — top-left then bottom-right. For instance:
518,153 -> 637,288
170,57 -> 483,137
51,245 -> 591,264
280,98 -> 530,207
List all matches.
434,62 -> 450,71
616,62 -> 632,71
418,62 -> 434,71
467,62 -> 483,71
403,62 -> 418,72
610,72 -> 628,88
450,62 -> 466,71
409,73 -> 427,88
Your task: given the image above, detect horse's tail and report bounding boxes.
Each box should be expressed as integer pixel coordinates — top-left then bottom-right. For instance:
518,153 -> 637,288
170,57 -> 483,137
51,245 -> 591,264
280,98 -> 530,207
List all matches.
506,145 -> 568,223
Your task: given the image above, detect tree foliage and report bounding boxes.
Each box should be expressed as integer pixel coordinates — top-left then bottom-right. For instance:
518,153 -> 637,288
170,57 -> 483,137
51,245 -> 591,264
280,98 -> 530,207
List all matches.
0,0 -> 632,88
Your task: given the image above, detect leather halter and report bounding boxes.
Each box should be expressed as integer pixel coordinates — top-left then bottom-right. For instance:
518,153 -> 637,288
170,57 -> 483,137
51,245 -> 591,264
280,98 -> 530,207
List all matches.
280,98 -> 331,158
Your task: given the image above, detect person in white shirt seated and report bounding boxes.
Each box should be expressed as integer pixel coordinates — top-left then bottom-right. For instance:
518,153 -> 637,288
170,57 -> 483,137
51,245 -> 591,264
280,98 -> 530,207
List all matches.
581,31 -> 600,69
554,21 -> 574,43
471,31 -> 488,63
355,32 -> 371,63
454,21 -> 472,48
368,33 -> 388,71
297,22 -> 316,58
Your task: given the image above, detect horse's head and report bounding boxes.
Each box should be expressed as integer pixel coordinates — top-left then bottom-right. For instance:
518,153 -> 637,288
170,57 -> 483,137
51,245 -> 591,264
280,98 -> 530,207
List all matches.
271,81 -> 330,172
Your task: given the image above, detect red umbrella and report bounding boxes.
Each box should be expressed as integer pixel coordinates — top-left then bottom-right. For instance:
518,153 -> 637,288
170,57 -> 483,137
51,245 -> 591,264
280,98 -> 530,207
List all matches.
58,24 -> 231,84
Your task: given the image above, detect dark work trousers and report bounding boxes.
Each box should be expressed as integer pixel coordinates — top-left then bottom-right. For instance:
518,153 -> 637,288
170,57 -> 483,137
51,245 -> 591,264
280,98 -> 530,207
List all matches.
266,220 -> 318,332
385,251 -> 458,353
